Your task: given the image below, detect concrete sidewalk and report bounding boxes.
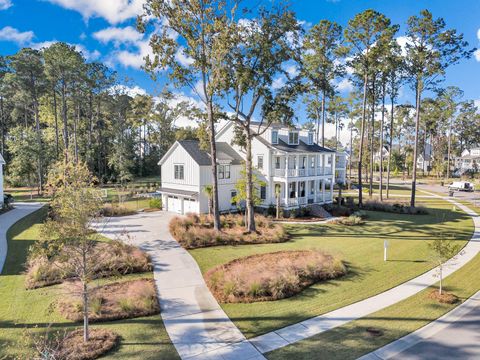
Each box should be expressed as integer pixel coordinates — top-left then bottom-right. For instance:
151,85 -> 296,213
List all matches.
249,195 -> 480,354
358,291 -> 480,360
96,212 -> 264,360
0,202 -> 44,273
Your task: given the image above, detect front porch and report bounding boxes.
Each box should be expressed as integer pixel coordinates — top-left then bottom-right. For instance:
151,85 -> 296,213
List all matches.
274,179 -> 334,209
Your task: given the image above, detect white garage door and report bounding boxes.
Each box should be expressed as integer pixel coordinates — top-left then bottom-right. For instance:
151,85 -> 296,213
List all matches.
167,196 -> 182,214
183,198 -> 198,214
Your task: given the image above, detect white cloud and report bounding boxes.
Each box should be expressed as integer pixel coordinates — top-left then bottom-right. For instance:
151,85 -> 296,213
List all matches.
0,26 -> 34,44
272,77 -> 286,90
474,49 -> 480,62
93,26 -> 143,46
45,0 -> 145,24
110,84 -> 147,97
164,92 -> 205,128
474,99 -> 480,109
0,0 -> 12,10
336,78 -> 354,92
175,47 -> 194,66
284,64 -> 299,78
111,38 -> 152,69
477,28 -> 480,40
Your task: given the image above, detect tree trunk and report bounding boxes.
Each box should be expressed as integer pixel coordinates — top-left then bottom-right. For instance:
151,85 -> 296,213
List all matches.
321,90 -> 326,147
379,85 -> 385,201
386,96 -> 394,199
369,82 -> 375,198
245,133 -> 256,232
82,279 -> 89,342
61,81 -> 69,156
447,118 -> 452,180
349,120 -> 353,185
74,102 -> 80,163
358,73 -> 368,207
411,81 -> 422,208
53,88 -> 59,157
207,102 -> 221,231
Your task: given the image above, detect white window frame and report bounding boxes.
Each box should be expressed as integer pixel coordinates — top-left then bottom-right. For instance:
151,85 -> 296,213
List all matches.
288,131 -> 299,145
308,132 -> 314,145
174,164 -> 184,180
271,130 -> 279,144
260,185 -> 267,200
275,156 -> 281,169
218,164 -> 231,179
257,155 -> 264,170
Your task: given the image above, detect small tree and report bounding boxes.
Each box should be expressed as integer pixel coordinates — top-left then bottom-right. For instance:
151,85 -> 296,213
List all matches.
429,233 -> 461,295
275,184 -> 282,220
34,159 -> 102,343
203,185 -> 213,216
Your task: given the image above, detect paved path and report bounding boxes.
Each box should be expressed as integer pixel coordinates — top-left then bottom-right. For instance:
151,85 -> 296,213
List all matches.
96,212 -> 264,360
359,291 -> 480,360
249,193 -> 480,354
0,202 -> 44,273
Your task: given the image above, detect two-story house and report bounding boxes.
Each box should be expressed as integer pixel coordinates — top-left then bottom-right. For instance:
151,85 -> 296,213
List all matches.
158,122 -> 345,214
455,147 -> 480,174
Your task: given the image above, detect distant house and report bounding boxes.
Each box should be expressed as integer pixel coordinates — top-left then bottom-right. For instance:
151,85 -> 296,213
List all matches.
157,122 -> 346,214
0,153 -> 5,208
455,147 -> 480,175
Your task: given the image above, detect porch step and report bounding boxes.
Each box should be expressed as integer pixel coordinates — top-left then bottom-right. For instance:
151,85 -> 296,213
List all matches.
309,204 -> 333,219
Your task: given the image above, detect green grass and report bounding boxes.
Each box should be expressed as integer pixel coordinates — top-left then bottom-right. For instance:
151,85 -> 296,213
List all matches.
267,244 -> 480,360
188,197 -> 474,338
0,207 -> 178,359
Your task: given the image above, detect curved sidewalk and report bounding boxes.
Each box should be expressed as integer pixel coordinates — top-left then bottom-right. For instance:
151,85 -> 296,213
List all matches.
0,202 -> 44,273
249,194 -> 480,353
96,212 -> 265,360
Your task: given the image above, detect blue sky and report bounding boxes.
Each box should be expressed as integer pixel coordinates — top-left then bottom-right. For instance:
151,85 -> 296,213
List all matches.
0,0 -> 479,139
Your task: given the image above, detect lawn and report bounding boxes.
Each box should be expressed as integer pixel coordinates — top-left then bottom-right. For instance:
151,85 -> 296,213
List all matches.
0,207 -> 178,360
188,197 -> 474,338
267,244 -> 480,360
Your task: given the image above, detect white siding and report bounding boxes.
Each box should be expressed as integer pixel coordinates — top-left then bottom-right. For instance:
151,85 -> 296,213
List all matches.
161,144 -> 200,192
199,164 -> 242,212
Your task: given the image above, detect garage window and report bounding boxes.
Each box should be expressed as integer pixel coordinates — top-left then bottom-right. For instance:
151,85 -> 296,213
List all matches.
174,164 -> 184,180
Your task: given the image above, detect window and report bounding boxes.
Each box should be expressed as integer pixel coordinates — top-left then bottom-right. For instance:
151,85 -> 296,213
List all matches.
271,130 -> 279,144
299,181 -> 306,197
289,182 -> 296,198
318,180 -> 323,191
288,131 -> 299,145
260,185 -> 267,200
327,155 -> 332,165
310,157 -> 315,168
301,156 -> 307,169
231,190 -> 237,206
257,155 -> 264,170
310,180 -> 315,195
174,164 -> 184,180
275,156 -> 281,169
308,132 -> 314,145
218,165 -> 230,179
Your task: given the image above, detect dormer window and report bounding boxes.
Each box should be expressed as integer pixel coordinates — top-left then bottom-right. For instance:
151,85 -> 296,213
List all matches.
288,131 -> 299,145
271,130 -> 279,144
308,132 -> 314,145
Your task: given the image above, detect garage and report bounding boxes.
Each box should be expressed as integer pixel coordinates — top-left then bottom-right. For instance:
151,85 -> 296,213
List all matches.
183,198 -> 198,214
167,196 -> 182,214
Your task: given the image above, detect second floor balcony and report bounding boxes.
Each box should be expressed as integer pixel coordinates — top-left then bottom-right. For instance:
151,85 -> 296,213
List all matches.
274,166 -> 333,178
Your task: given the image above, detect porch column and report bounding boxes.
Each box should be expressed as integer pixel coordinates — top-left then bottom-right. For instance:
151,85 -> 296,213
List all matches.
314,179 -> 317,203
284,181 -> 289,207
322,154 -> 326,175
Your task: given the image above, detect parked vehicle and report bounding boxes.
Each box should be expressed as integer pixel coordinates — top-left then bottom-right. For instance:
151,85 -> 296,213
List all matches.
448,181 -> 474,192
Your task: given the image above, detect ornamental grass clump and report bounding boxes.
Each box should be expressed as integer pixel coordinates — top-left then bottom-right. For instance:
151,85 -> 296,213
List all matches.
206,250 -> 347,303
169,213 -> 288,249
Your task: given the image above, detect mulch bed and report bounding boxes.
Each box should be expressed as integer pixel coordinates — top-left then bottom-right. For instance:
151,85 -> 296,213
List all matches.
58,328 -> 119,360
58,279 -> 160,322
428,289 -> 459,304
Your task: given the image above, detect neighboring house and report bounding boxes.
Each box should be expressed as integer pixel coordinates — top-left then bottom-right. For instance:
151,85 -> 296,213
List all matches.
455,147 -> 480,174
0,153 -> 4,208
158,122 -> 345,214
335,151 -> 347,185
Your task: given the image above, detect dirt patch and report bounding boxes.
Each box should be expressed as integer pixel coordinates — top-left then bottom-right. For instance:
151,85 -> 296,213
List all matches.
206,250 -> 347,303
58,279 -> 159,322
58,328 -> 119,360
169,213 -> 288,249
428,289 -> 459,304
25,241 -> 152,289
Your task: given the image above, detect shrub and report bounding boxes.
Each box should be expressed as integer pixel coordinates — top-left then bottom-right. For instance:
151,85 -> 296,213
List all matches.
206,250 -> 346,303
90,297 -> 103,315
363,200 -> 428,215
25,241 -> 152,289
101,203 -> 136,217
169,213 -> 288,249
118,298 -> 135,313
324,204 -> 352,217
58,328 -> 119,360
149,198 -> 162,209
334,215 -> 364,226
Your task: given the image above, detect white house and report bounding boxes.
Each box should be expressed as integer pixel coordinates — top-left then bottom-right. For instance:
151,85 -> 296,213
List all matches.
0,153 -> 5,208
455,147 -> 480,174
158,122 -> 346,214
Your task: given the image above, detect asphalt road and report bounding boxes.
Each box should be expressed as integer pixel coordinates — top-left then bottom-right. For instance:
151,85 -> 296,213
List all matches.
396,302 -> 480,360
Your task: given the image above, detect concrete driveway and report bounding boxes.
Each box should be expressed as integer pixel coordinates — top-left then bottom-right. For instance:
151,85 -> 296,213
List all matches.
96,211 -> 264,360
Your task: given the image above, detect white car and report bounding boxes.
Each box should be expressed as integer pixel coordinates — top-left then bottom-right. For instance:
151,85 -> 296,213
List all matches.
448,181 -> 474,192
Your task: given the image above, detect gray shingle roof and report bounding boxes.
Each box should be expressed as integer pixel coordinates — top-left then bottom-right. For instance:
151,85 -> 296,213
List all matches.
271,139 -> 335,153
178,140 -> 243,166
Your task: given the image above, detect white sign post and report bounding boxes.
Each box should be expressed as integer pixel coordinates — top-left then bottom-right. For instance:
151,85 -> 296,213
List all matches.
384,240 -> 388,262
